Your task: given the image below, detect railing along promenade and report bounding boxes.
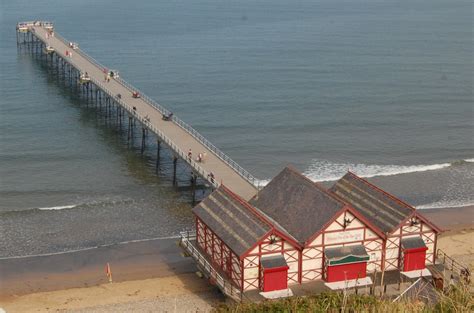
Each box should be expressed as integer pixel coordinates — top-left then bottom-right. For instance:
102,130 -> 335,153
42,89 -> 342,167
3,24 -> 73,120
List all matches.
49,26 -> 257,190
19,21 -> 258,200
180,231 -> 244,302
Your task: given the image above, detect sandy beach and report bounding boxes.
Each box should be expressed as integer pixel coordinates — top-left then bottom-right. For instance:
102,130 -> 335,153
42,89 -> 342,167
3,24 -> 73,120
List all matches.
0,205 -> 472,312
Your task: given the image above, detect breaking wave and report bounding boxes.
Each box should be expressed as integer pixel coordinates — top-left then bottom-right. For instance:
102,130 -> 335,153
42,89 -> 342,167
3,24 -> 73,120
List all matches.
302,160 -> 456,182
417,200 -> 474,210
256,158 -> 473,186
1,197 -> 133,215
38,204 -> 77,211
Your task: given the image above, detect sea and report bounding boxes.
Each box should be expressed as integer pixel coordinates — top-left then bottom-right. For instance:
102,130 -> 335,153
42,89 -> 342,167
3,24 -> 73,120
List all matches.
0,0 -> 472,258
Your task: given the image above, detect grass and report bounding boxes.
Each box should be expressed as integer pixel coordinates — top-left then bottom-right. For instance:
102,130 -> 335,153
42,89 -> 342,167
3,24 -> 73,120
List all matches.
213,283 -> 473,313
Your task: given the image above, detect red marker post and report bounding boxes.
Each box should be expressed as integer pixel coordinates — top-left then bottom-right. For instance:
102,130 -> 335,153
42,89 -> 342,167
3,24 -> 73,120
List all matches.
105,262 -> 113,283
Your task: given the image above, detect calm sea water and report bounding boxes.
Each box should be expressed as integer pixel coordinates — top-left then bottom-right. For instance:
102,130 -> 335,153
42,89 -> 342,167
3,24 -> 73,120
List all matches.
0,0 -> 472,257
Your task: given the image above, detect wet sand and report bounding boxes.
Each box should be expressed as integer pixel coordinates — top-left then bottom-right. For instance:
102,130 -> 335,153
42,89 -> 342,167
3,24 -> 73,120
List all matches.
0,238 -> 193,297
421,205 -> 474,233
0,205 -> 472,312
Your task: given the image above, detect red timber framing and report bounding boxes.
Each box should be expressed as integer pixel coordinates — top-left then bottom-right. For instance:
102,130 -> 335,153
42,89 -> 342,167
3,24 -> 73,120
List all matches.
197,216 -> 301,291
221,185 -> 302,291
191,174 -> 441,293
196,217 -> 242,288
385,214 -> 438,271
196,186 -> 303,292
302,207 -> 385,282
332,173 -> 441,272
243,231 -> 300,291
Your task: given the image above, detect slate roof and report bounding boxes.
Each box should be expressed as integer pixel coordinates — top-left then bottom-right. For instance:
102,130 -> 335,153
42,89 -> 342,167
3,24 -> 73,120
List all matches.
192,186 -> 270,257
325,245 -> 369,260
330,172 -> 414,234
401,237 -> 427,250
250,166 -> 346,244
261,255 -> 288,269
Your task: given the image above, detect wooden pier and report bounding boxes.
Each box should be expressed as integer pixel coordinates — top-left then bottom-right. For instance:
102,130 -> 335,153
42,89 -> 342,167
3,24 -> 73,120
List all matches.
16,21 -> 258,201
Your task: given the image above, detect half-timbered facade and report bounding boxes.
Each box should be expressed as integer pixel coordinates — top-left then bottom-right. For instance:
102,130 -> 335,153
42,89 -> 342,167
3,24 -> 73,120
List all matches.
331,172 -> 441,273
187,166 -> 441,295
250,167 -> 386,286
192,185 -> 301,292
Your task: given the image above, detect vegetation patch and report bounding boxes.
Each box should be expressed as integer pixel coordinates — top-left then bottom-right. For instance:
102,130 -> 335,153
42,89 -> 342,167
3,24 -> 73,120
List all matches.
214,284 -> 473,313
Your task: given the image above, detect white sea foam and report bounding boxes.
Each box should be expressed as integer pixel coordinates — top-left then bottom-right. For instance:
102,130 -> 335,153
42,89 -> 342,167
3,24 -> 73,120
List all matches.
256,158 -> 473,185
417,200 -> 474,210
303,159 -> 455,182
255,179 -> 271,187
37,204 -> 77,211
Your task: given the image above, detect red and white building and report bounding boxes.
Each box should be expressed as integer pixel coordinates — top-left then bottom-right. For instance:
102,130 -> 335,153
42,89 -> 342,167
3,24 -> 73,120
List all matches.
181,166 -> 441,298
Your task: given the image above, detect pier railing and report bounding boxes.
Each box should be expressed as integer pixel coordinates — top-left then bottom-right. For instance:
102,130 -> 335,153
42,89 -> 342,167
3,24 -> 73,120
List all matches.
53,30 -> 257,188
436,249 -> 471,283
179,231 -> 243,302
91,79 -> 220,189
29,27 -> 221,188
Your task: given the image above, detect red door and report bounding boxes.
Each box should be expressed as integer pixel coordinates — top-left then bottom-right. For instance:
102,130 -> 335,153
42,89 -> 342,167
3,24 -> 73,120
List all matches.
263,267 -> 288,292
326,262 -> 367,283
403,249 -> 427,271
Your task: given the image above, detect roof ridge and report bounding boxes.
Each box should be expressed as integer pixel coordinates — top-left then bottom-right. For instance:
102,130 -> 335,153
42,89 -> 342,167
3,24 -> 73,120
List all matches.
221,184 -> 300,244
220,185 -> 273,228
346,171 -> 416,211
284,166 -> 346,207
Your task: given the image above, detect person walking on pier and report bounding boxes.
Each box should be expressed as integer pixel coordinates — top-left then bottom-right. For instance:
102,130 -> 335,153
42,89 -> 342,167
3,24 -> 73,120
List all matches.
207,172 -> 215,184
188,149 -> 192,161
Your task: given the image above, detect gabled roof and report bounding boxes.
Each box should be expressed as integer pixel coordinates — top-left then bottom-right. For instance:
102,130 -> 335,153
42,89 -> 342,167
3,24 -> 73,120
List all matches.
330,172 -> 416,234
250,166 -> 346,244
192,186 -> 270,256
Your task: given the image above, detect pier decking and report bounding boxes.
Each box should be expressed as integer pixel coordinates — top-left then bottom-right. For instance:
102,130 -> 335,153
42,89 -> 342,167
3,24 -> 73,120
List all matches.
18,21 -> 258,200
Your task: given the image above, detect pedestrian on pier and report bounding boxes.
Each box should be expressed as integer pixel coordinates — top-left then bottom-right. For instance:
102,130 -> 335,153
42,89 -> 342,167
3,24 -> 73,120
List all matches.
197,153 -> 203,163
188,149 -> 192,161
207,172 -> 215,184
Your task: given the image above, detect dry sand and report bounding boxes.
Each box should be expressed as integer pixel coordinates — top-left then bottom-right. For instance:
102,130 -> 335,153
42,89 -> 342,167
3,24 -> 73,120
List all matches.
0,205 -> 472,312
437,230 -> 474,270
1,274 -> 225,313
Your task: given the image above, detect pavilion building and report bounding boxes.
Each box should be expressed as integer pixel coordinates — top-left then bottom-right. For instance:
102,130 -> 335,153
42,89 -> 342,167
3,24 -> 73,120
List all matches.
181,166 -> 441,298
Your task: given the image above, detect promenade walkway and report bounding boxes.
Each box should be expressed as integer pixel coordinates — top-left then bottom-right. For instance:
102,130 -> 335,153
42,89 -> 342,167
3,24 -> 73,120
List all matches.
23,22 -> 258,200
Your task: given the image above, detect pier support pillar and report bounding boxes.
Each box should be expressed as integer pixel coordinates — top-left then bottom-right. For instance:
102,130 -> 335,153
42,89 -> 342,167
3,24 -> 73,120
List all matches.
172,156 -> 178,186
155,140 -> 161,171
127,116 -> 133,142
191,172 -> 197,205
141,127 -> 146,154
